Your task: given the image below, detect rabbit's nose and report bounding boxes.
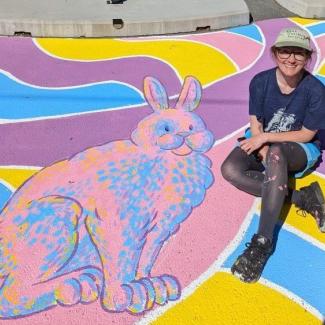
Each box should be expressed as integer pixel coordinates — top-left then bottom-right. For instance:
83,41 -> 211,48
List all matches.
177,131 -> 190,137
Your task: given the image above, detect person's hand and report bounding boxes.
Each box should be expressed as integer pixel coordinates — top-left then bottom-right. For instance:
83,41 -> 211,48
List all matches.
257,145 -> 269,162
239,134 -> 267,155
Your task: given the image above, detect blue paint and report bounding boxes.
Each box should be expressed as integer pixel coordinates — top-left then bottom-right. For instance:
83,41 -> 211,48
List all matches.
0,182 -> 13,211
186,167 -> 194,175
316,74 -> 325,86
226,24 -> 263,43
35,224 -> 43,234
172,176 -> 179,183
53,229 -> 62,237
28,238 -> 37,247
45,251 -> 59,262
0,73 -> 145,120
223,214 -> 325,314
13,215 -> 23,224
307,22 -> 325,37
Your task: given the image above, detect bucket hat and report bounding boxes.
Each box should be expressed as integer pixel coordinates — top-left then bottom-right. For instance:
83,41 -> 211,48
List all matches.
274,27 -> 312,51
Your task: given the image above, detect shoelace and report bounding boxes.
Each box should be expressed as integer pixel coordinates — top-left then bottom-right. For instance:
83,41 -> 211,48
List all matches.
296,198 -> 321,217
296,208 -> 307,218
296,207 -> 321,226
243,242 -> 270,263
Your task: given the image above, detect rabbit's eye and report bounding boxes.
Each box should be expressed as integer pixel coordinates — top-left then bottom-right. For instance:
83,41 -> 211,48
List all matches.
165,125 -> 170,132
189,125 -> 194,131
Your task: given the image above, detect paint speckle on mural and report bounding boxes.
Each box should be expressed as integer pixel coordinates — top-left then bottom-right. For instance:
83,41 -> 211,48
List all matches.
0,17 -> 324,324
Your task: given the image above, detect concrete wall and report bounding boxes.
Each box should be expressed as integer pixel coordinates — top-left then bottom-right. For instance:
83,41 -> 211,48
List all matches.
0,17 -> 324,324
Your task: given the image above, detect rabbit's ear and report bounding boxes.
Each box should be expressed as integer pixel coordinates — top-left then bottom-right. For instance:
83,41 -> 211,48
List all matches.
175,76 -> 202,112
143,77 -> 169,112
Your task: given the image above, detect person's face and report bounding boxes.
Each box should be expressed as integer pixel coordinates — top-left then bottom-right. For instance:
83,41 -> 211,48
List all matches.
275,46 -> 309,78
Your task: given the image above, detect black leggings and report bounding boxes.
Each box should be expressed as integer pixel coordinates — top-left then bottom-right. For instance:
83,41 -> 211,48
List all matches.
221,142 -> 307,241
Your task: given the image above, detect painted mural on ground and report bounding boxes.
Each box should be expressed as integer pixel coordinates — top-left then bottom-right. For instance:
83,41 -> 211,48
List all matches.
0,17 -> 324,324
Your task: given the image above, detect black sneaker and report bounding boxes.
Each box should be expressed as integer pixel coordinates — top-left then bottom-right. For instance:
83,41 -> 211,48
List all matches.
231,234 -> 273,283
296,182 -> 325,233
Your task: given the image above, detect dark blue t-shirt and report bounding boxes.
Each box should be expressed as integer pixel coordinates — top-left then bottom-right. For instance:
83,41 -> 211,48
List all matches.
249,68 -> 325,134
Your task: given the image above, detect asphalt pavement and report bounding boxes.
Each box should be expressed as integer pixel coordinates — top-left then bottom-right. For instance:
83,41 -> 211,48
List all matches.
245,0 -> 295,21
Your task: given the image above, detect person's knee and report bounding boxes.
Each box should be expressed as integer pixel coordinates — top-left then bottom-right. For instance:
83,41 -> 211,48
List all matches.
221,159 -> 240,183
266,143 -> 286,164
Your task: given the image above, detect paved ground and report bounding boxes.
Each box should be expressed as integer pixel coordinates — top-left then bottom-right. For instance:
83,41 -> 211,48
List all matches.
0,16 -> 324,325
245,0 -> 295,20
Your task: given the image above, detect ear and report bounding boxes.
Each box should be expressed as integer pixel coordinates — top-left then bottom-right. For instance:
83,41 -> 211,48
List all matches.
143,76 -> 169,112
175,76 -> 202,111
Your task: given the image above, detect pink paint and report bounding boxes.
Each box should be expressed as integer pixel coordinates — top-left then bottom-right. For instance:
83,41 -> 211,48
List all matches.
186,32 -> 263,70
316,35 -> 325,73
153,133 -> 255,297
0,76 -> 217,319
0,133 -> 254,325
264,175 -> 277,184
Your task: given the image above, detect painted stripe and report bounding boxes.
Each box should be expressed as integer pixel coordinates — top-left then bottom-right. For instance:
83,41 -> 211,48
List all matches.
219,268 -> 323,320
213,123 -> 249,146
307,22 -> 325,37
290,17 -> 323,26
0,165 -> 42,170
186,32 -> 263,70
316,74 -> 325,84
34,38 -> 237,86
226,24 -> 263,43
0,37 -> 181,92
0,181 -> 14,211
223,214 -> 325,314
0,72 -> 145,120
148,271 -> 321,325
0,167 -> 39,188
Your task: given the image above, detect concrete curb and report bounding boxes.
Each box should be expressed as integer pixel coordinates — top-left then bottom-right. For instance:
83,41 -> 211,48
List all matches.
0,0 -> 250,37
275,0 -> 325,18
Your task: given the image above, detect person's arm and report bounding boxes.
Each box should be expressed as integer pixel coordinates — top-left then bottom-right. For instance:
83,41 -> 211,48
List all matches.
240,124 -> 317,156
249,115 -> 263,137
264,127 -> 316,143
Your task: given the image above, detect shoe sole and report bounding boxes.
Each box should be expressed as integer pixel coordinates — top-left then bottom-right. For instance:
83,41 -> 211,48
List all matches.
232,270 -> 259,284
310,182 -> 325,233
231,266 -> 259,284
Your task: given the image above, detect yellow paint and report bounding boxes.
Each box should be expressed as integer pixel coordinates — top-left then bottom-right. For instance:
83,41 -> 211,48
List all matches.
152,272 -> 320,325
290,18 -> 322,26
26,298 -> 35,310
318,62 -> 325,76
3,285 -> 20,305
280,174 -> 325,244
0,168 -> 39,189
35,38 -> 237,86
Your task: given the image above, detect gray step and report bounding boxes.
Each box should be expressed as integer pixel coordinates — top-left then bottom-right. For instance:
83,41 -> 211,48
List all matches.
0,0 -> 250,37
275,0 -> 325,18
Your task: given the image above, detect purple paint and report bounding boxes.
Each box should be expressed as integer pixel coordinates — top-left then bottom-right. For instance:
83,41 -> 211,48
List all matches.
0,18 -> 322,171
0,37 -> 180,93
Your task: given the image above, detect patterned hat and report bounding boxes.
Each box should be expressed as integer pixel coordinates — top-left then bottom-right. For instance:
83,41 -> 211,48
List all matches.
274,27 -> 312,51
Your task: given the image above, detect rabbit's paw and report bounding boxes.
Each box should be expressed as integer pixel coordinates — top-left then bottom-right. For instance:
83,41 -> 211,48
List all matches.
78,269 -> 103,304
102,284 -> 132,312
160,275 -> 181,301
55,278 -> 81,306
126,279 -> 156,314
150,275 -> 181,305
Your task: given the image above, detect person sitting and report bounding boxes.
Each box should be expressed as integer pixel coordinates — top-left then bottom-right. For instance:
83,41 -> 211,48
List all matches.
221,27 -> 325,283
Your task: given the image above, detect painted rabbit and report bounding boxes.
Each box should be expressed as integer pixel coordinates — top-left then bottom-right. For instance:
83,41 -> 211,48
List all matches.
0,76 -> 214,318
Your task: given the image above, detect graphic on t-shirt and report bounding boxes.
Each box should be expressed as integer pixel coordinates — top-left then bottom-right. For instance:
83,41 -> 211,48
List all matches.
264,108 -> 296,132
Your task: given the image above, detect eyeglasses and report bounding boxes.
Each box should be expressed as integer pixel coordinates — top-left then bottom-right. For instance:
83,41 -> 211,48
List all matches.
276,48 -> 308,61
